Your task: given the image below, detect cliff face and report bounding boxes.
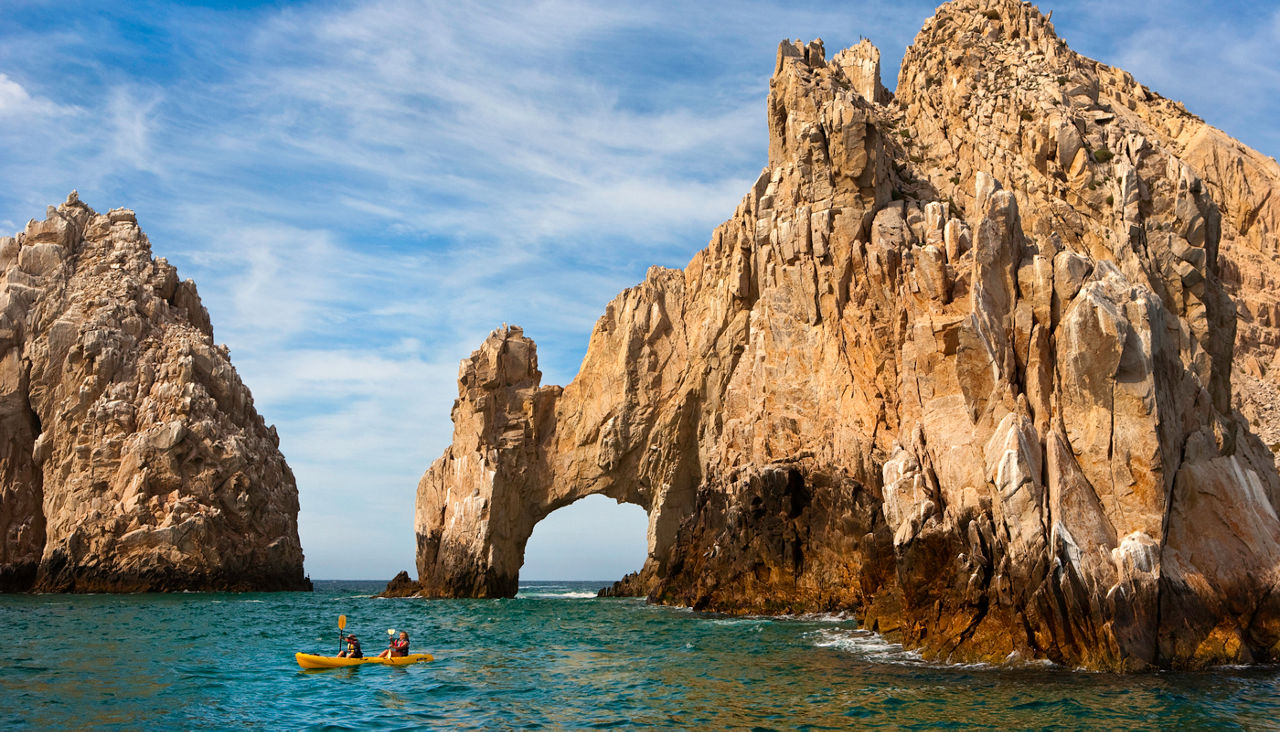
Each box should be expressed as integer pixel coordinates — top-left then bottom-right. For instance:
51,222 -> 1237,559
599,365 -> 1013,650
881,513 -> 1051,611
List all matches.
405,0 -> 1280,669
0,194 -> 308,592
891,1 -> 1280,455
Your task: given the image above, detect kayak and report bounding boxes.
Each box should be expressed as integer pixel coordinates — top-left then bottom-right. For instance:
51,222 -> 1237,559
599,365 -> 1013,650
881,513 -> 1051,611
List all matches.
296,652 -> 434,669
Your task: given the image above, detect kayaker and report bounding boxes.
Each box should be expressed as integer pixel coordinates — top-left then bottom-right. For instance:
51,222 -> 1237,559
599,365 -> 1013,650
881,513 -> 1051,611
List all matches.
337,633 -> 362,658
378,631 -> 410,659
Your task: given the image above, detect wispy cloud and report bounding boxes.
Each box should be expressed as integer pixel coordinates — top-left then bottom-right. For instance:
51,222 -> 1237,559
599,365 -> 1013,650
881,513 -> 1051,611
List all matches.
102,86 -> 162,173
204,0 -> 767,252
0,72 -> 67,117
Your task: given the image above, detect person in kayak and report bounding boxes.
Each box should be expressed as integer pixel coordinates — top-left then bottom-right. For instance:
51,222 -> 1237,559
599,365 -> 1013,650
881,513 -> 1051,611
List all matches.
337,633 -> 362,658
378,631 -> 410,658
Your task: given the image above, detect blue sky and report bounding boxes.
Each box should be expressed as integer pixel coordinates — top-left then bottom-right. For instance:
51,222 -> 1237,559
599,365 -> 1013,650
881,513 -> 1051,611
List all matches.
2,1 -> 1277,580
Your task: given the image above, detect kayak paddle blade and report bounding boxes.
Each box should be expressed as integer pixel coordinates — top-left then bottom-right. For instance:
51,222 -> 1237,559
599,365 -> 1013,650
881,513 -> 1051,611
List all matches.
338,614 -> 347,630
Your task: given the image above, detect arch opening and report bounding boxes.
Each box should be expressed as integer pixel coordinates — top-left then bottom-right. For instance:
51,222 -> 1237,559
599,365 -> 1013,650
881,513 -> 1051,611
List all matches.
520,494 -> 649,582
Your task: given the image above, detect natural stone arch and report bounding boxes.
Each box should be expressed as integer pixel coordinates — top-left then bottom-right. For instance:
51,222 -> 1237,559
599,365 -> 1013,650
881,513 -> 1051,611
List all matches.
413,323 -> 700,597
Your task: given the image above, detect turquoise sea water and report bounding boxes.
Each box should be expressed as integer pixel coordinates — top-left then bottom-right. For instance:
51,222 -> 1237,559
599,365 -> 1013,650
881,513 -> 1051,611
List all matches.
2,580 -> 1278,730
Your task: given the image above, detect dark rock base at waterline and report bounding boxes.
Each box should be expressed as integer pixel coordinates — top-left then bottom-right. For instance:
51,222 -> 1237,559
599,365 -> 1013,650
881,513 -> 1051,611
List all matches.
597,572 -> 647,598
6,561 -> 313,593
378,570 -> 422,598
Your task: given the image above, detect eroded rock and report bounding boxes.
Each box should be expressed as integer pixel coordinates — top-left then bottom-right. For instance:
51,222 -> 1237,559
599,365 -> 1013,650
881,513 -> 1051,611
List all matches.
0,194 -> 308,592
398,0 -> 1280,670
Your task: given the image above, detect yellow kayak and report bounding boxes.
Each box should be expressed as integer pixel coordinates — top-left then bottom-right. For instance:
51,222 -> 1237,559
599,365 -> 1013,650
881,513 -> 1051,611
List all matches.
296,652 -> 434,669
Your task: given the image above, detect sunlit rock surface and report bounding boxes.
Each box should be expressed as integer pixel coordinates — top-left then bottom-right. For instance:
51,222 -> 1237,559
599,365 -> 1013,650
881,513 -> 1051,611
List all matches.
396,0 -> 1280,670
0,195 -> 308,592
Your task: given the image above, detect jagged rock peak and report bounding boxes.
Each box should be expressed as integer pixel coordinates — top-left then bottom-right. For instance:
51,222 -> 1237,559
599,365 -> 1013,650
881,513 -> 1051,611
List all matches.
403,3 -> 1280,671
834,39 -> 890,105
777,36 -> 890,106
464,324 -> 541,393
913,0 -> 1066,58
0,196 -> 308,592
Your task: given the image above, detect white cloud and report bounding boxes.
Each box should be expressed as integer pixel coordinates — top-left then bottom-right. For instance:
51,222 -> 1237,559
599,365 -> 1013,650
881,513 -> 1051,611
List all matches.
178,221 -> 354,347
0,72 -> 71,118
103,86 -> 162,173
202,0 -> 766,252
0,73 -> 164,216
0,73 -> 34,113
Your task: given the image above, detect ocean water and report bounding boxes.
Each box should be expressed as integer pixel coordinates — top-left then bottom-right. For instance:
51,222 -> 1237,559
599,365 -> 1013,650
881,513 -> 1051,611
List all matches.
2,580 -> 1277,730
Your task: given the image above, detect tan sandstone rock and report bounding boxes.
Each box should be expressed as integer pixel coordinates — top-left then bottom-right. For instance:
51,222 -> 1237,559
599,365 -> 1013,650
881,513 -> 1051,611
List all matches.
0,193 -> 308,592
395,0 -> 1280,670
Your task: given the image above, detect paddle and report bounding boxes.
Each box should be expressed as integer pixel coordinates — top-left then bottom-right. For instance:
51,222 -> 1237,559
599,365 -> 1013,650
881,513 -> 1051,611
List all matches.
338,614 -> 347,655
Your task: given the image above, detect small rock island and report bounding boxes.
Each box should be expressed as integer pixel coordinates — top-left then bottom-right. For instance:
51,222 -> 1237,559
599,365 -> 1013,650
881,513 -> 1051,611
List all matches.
0,195 -> 307,592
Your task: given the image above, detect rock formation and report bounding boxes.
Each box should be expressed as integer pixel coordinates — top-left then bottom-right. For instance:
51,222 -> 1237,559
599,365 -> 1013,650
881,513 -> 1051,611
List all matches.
0,194 -> 308,592
397,0 -> 1280,669
597,571 -> 645,598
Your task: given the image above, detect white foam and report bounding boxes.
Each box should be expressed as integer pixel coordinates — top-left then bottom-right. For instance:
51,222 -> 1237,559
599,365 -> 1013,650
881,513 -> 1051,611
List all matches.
808,628 -> 1067,671
788,611 -> 857,623
518,591 -> 598,599
710,618 -> 771,626
808,628 -> 927,666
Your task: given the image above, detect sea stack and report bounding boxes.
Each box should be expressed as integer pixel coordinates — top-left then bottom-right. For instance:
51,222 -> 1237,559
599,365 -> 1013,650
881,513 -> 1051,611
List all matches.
0,194 -> 308,592
397,0 -> 1280,670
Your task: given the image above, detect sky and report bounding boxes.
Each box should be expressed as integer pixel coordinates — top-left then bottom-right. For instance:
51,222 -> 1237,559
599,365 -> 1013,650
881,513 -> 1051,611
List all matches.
1,1 -> 1277,581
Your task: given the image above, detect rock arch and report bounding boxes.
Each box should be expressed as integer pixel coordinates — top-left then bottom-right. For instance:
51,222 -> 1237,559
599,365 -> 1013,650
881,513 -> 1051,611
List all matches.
413,323 -> 699,597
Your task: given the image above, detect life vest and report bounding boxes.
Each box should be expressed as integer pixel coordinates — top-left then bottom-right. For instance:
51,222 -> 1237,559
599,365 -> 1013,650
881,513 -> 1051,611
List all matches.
346,640 -> 362,658
390,639 -> 409,657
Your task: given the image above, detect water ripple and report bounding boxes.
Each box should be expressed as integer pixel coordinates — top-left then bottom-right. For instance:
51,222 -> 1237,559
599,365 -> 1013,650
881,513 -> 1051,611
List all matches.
0,580 -> 1276,729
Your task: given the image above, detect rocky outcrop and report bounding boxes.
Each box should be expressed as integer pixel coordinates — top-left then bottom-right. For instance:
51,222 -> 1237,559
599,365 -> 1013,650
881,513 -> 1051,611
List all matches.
890,0 -> 1280,468
400,0 -> 1280,670
380,570 -> 419,597
597,571 -> 645,598
0,194 -> 308,592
